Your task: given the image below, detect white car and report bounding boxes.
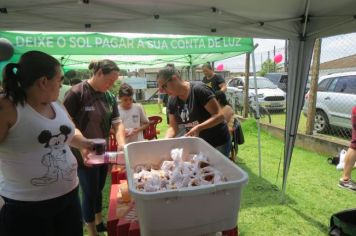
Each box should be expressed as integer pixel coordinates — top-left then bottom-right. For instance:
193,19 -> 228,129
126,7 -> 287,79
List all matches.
303,71 -> 356,133
226,76 -> 286,112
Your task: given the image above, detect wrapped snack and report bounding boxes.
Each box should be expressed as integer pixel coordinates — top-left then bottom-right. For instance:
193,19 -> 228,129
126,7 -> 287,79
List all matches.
198,160 -> 210,169
134,164 -> 151,173
192,152 -> 208,163
181,162 -> 194,176
144,183 -> 160,192
180,174 -> 191,188
161,161 -> 174,172
200,178 -> 212,185
213,171 -> 224,184
201,172 -> 215,182
171,148 -> 183,165
160,179 -> 169,189
132,148 -> 226,192
200,166 -> 215,174
170,167 -> 184,186
144,173 -> 161,192
188,178 -> 201,187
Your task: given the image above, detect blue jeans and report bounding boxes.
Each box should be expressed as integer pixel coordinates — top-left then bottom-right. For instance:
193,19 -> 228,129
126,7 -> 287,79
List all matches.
78,165 -> 108,223
0,187 -> 82,236
215,136 -> 231,158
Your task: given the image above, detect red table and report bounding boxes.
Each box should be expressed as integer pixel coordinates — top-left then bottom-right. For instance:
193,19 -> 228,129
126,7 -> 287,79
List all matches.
111,165 -> 127,185
107,183 -> 140,236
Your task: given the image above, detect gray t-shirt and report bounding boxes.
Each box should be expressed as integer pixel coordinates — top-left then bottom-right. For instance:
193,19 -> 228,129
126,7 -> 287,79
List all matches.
118,103 -> 149,143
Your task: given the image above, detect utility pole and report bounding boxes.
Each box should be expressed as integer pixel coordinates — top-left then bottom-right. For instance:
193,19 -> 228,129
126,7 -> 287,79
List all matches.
284,40 -> 288,72
267,51 -> 270,73
243,52 -> 250,118
306,38 -> 322,135
273,46 -> 276,72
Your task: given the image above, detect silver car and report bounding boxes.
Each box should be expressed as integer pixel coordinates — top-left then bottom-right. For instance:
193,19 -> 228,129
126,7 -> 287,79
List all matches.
303,71 -> 356,133
226,76 -> 286,112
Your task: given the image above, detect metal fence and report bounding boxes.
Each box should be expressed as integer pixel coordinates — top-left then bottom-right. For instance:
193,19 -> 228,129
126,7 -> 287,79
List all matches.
228,32 -> 356,141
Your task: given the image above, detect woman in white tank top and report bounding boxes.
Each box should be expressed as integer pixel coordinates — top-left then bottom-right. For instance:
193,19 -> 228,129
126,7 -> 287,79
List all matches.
0,51 -> 94,236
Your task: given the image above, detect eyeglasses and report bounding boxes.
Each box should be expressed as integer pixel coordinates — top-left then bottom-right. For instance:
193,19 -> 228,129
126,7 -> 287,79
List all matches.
159,78 -> 172,92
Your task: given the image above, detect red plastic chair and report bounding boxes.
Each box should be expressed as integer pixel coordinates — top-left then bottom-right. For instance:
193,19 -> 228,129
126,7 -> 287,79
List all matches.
143,116 -> 162,140
108,133 -> 118,151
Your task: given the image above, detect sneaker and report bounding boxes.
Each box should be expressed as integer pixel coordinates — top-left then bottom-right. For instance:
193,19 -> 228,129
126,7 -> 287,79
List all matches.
338,178 -> 356,191
96,222 -> 107,232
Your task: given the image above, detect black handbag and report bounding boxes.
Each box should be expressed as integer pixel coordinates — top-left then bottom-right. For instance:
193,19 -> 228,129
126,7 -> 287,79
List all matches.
329,208 -> 356,236
233,118 -> 245,145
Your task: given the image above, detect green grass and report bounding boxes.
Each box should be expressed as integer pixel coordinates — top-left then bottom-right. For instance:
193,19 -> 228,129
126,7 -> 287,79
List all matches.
237,119 -> 354,235
92,104 -> 354,236
258,111 -> 307,133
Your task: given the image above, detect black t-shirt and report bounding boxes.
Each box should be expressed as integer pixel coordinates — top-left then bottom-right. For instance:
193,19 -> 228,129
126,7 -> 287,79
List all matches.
202,74 -> 225,92
167,82 -> 230,147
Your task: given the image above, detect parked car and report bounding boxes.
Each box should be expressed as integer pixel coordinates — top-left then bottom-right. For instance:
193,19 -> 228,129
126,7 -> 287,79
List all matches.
265,72 -> 288,92
302,71 -> 356,133
226,76 -> 286,112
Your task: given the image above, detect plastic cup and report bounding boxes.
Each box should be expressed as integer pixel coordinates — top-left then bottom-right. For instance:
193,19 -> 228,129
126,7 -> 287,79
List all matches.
119,183 -> 131,202
92,138 -> 106,155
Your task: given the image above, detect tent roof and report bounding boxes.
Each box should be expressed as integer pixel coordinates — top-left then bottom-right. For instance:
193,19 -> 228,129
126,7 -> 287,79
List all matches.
0,31 -> 254,69
1,0 -> 356,40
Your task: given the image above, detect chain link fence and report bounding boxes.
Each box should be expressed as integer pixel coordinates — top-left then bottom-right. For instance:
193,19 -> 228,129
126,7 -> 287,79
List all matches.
227,33 -> 356,141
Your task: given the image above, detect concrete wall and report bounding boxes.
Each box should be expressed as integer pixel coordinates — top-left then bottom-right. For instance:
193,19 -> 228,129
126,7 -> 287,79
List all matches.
239,116 -> 349,156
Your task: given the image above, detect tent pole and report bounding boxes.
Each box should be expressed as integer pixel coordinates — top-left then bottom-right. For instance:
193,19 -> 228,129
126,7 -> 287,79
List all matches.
188,54 -> 192,81
251,42 -> 262,177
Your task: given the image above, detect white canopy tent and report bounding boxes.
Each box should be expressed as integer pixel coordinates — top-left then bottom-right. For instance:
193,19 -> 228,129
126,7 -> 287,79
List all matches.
1,0 -> 356,198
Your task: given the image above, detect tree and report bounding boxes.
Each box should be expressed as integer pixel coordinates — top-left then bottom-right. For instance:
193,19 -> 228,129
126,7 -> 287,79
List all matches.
258,59 -> 283,76
109,80 -> 121,97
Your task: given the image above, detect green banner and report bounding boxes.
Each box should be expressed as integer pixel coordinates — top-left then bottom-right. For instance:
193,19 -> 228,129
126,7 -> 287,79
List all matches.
0,31 -> 253,55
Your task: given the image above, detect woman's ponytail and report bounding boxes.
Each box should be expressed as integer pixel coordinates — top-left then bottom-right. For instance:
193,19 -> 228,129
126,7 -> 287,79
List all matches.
3,63 -> 26,105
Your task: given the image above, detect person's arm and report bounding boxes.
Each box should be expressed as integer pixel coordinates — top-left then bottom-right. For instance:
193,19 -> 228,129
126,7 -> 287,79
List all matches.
129,105 -> 149,136
223,106 -> 235,133
112,121 -> 126,150
223,105 -> 234,125
217,75 -> 227,92
185,98 -> 224,137
70,128 -> 92,150
111,94 -> 126,150
219,82 -> 227,92
0,97 -> 16,143
165,114 -> 179,138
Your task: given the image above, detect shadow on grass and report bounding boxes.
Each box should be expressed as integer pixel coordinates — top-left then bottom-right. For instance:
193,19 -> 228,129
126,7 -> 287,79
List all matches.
237,159 -> 297,208
286,204 -> 329,234
237,158 -> 329,235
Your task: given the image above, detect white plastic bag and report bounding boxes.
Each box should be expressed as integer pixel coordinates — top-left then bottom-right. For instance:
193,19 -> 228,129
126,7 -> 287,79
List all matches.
336,149 -> 347,170
0,196 -> 4,211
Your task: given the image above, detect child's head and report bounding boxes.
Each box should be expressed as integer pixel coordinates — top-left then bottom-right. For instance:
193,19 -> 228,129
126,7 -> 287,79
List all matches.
119,83 -> 134,110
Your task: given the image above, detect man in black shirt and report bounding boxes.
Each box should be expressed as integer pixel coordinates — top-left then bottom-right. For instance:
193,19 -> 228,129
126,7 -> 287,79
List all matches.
202,63 -> 227,93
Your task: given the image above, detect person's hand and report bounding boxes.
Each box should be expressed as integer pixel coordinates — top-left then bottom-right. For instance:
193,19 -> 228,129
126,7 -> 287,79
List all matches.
126,128 -> 139,138
125,128 -> 133,138
80,139 -> 95,167
130,128 -> 139,136
117,145 -> 124,152
185,125 -> 200,137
